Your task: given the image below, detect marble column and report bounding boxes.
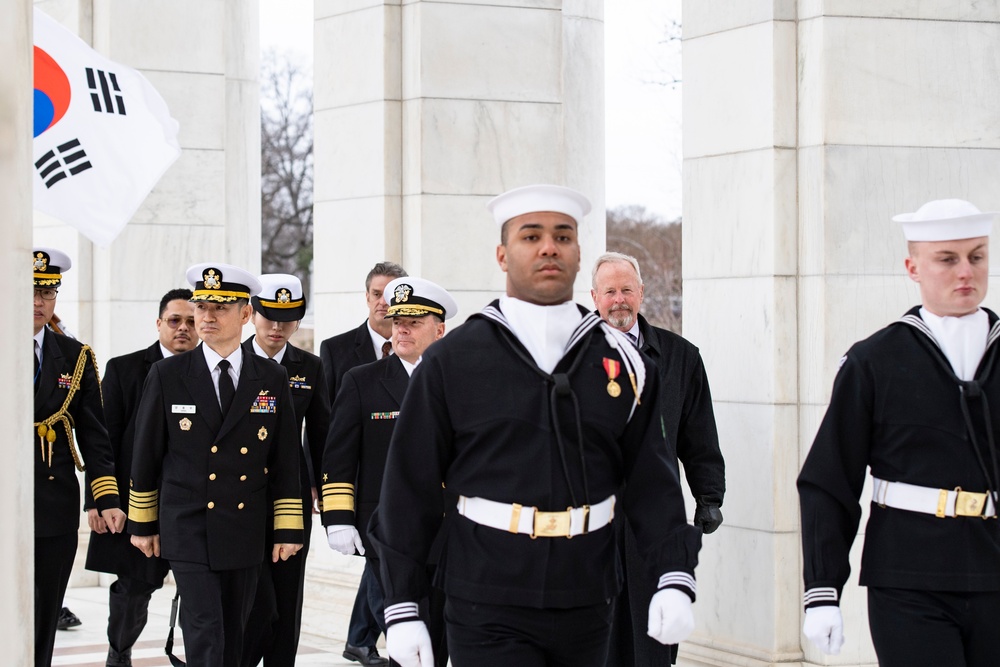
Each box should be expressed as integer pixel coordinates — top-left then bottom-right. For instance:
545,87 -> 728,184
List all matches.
312,0 -> 604,336
2,0 -> 39,661
33,0 -> 260,360
682,2 -> 1000,666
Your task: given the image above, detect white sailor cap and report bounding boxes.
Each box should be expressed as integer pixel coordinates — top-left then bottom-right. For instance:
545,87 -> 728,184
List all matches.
384,276 -> 458,321
487,184 -> 592,227
252,273 -> 306,322
893,199 -> 997,242
32,247 -> 72,287
186,262 -> 262,303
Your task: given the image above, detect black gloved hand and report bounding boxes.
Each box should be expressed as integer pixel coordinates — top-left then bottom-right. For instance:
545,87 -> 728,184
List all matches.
693,501 -> 723,534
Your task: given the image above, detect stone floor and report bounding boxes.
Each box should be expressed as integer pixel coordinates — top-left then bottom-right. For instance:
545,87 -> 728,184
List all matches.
54,522 -> 383,666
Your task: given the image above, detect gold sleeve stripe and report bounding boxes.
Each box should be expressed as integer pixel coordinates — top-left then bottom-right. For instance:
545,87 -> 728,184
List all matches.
321,482 -> 355,492
128,488 -> 159,523
91,476 -> 119,499
273,498 -> 304,531
322,495 -> 355,512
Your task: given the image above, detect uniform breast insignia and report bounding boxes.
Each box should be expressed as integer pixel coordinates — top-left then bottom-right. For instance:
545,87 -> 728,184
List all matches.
602,358 -> 622,398
57,373 -> 72,390
289,375 -> 312,390
258,426 -> 268,441
371,411 -> 400,420
179,417 -> 192,431
250,390 -> 277,413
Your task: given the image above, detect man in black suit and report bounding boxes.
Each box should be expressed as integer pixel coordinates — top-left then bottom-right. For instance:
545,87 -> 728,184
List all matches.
318,260 -> 406,666
240,273 -> 331,667
321,276 -> 456,666
31,247 -> 126,667
591,252 -> 726,667
128,263 -> 304,667
85,288 -> 199,667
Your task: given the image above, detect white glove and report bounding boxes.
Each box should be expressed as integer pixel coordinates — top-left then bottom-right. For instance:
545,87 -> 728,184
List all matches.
386,619 -> 434,667
803,606 -> 844,655
326,524 -> 365,555
647,588 -> 695,645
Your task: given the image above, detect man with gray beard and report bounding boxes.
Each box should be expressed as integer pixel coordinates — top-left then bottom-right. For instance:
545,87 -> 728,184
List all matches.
592,251 -> 725,666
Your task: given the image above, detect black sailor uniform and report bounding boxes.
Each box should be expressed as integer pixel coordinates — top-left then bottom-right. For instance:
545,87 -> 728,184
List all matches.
798,306 -> 1000,665
371,302 -> 701,664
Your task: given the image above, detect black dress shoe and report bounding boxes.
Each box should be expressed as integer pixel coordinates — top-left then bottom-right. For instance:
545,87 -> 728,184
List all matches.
57,607 -> 82,631
106,647 -> 132,667
343,643 -> 389,666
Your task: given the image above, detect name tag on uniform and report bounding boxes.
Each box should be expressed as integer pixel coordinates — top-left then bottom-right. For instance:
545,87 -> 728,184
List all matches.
371,411 -> 399,421
172,404 -> 196,414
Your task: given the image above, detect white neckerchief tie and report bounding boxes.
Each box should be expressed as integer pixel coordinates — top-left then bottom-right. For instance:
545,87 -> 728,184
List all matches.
920,307 -> 988,381
499,296 -> 582,374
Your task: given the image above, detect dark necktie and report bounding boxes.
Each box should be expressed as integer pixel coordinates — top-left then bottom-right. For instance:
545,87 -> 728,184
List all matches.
218,359 -> 235,413
381,341 -> 392,359
625,331 -> 640,349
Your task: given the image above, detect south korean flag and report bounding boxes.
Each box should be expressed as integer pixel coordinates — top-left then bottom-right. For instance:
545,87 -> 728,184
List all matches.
33,8 -> 181,247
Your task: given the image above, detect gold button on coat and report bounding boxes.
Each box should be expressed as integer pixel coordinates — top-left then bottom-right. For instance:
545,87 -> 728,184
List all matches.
209,473 -> 216,480
207,501 -> 215,509
211,446 -> 218,453
240,447 -> 248,454
238,503 -> 245,509
240,475 -> 247,481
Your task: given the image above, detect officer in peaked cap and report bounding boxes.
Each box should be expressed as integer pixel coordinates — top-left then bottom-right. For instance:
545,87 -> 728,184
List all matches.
370,184 -> 701,667
799,199 -> 1000,666
241,273 -> 331,667
322,275 -> 456,667
32,246 -> 125,667
128,262 -> 305,667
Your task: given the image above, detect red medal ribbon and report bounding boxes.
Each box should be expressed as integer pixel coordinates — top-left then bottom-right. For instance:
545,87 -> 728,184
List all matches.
602,357 -> 620,381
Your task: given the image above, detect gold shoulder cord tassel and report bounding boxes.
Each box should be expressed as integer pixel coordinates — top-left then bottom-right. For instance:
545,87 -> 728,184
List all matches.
33,345 -> 99,471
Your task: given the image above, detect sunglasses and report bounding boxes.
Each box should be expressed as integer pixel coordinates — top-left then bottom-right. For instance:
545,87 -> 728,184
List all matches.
163,316 -> 195,329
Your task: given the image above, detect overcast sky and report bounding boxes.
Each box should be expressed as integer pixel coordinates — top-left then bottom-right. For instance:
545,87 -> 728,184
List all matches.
259,1 -> 682,220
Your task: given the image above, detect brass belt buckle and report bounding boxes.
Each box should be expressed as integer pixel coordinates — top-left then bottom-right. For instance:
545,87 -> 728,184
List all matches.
533,509 -> 571,538
955,488 -> 988,517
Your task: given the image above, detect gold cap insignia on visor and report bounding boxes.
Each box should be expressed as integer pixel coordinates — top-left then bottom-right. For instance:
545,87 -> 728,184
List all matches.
34,253 -> 48,272
203,269 -> 221,289
277,288 -> 291,303
394,283 -> 412,303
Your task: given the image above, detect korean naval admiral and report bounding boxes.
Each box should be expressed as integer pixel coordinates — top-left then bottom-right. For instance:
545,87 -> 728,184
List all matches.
128,262 -> 303,667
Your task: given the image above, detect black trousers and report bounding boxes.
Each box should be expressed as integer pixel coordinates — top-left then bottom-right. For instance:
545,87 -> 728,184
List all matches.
240,510 -> 312,667
171,561 -> 259,667
445,597 -> 613,667
868,587 -> 1000,667
347,559 -> 384,647
35,532 -> 77,667
107,574 -> 166,653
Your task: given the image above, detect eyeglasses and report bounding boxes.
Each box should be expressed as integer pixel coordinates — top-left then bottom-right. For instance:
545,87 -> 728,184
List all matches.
163,316 -> 195,329
34,288 -> 58,301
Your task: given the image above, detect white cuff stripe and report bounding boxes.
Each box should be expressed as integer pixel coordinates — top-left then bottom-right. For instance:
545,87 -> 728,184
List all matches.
657,571 -> 696,595
384,602 -> 420,623
803,587 -> 838,605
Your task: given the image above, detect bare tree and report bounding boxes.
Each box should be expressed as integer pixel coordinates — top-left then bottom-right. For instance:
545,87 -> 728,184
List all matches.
606,205 -> 682,333
260,50 -> 314,296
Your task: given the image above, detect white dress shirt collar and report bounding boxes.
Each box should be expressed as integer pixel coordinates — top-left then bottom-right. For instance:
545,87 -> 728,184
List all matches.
251,336 -> 286,364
